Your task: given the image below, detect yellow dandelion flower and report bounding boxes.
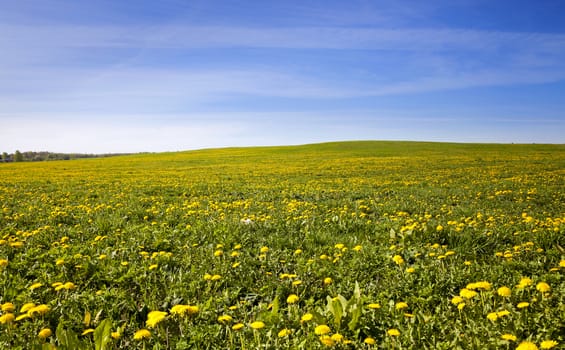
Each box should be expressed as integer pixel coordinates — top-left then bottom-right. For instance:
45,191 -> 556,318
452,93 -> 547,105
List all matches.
148,264 -> 158,270
323,277 -> 333,285
387,328 -> 400,336
395,301 -> 408,310
457,303 -> 466,310
301,313 -> 313,322
559,260 -> 565,268
287,294 -> 299,304
540,340 -> 558,349
517,277 -> 533,289
20,303 -> 36,313
466,281 -> 491,290
211,274 -> 222,281
294,249 -> 303,255
459,288 -> 477,299
133,329 -> 151,340
353,245 -> 362,251
186,305 -> 199,314
1,302 -> 15,312
250,321 -> 265,330
451,296 -> 464,305
516,341 -> 538,350
367,303 -> 381,309
501,334 -> 517,341
486,312 -> 498,321
278,328 -> 292,337
517,302 -> 530,309
232,323 -> 244,330
146,311 -> 167,328
260,246 -> 269,253
0,259 -> 8,267
464,260 -> 472,266
406,267 -> 415,273
319,335 -> 335,346
217,315 -> 233,323
314,325 -> 331,335
27,304 -> 50,317
171,304 -> 198,316
10,241 -> 24,248
214,250 -> 223,257
292,280 -> 302,286
497,286 -> 511,297
38,328 -> 52,339
29,283 -> 43,291
111,331 -> 121,339
0,313 -> 15,324
331,333 -> 344,342
63,282 -> 76,290
364,337 -> 376,344
536,282 -> 550,293
392,255 -> 404,265
170,305 -> 187,316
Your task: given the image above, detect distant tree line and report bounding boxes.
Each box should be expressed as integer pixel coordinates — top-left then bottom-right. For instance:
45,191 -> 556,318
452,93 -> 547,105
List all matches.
0,150 -> 131,162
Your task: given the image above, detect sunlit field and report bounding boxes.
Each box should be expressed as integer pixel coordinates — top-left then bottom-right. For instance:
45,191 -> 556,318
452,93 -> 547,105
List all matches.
1,141 -> 563,349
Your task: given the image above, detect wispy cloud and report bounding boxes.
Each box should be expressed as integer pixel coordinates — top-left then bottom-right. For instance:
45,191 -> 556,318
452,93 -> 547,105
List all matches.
2,22 -> 564,105
4,23 -> 565,51
2,64 -> 565,118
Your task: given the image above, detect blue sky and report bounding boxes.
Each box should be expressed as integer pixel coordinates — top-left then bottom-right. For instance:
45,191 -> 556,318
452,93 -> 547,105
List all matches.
1,0 -> 564,153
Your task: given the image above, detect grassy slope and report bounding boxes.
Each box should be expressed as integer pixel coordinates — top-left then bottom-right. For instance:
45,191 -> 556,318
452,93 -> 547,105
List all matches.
3,140 -> 564,173
0,141 -> 564,349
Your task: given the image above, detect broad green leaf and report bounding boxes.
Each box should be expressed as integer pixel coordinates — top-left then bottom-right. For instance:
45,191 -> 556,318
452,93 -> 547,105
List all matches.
270,295 -> 279,316
94,318 -> 113,350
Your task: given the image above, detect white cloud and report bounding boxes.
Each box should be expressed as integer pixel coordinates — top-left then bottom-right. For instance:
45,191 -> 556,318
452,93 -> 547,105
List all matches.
3,23 -> 565,52
2,22 -> 565,106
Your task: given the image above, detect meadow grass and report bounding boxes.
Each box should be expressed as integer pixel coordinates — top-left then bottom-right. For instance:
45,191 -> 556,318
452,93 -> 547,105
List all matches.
0,141 -> 563,349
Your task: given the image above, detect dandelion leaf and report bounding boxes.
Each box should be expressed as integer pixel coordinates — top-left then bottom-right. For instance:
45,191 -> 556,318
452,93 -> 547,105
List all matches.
94,318 -> 112,350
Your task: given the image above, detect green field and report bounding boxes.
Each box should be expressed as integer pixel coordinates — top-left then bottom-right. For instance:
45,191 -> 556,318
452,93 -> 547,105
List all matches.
0,141 -> 564,349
